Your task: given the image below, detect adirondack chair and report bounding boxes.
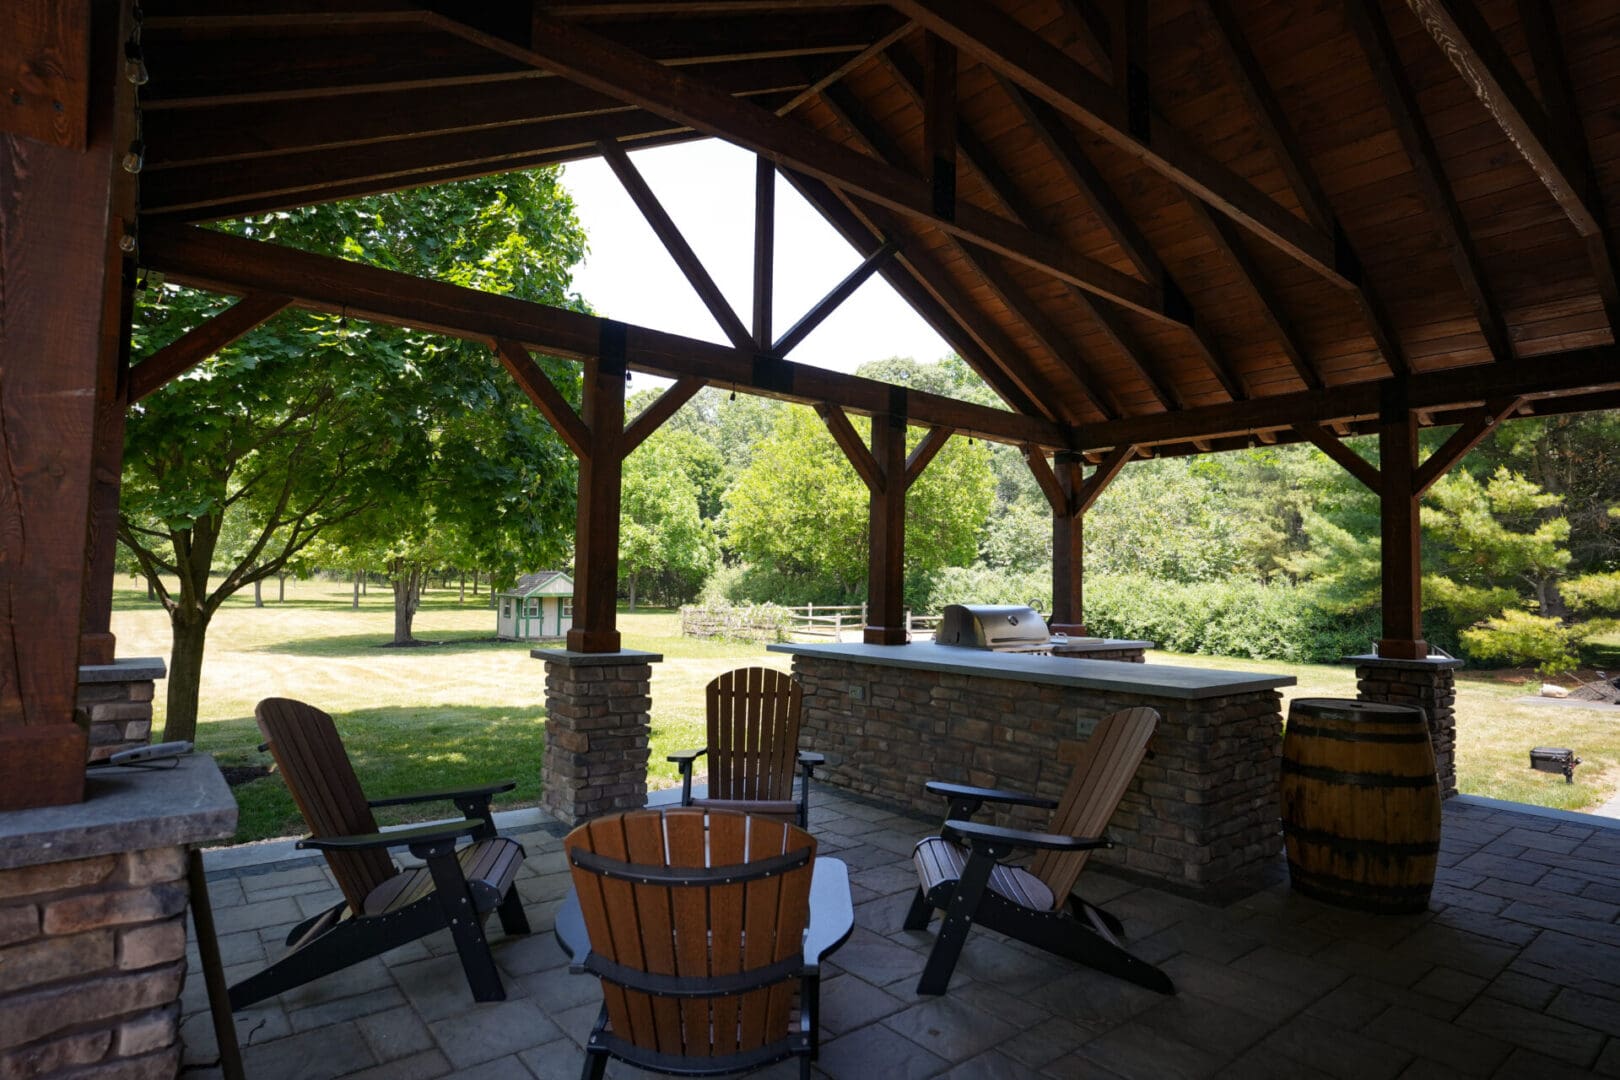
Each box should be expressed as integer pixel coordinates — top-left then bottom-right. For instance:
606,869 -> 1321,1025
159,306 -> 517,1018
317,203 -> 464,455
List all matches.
668,667 -> 825,827
557,808 -> 853,1080
228,697 -> 530,1011
904,706 -> 1174,996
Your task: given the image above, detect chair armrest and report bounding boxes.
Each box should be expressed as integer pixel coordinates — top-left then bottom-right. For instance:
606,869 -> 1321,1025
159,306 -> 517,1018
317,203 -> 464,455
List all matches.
797,751 -> 826,768
803,858 -> 854,969
923,780 -> 1058,810
666,748 -> 707,767
942,818 -> 1113,854
556,890 -> 591,970
296,818 -> 483,852
366,781 -> 516,809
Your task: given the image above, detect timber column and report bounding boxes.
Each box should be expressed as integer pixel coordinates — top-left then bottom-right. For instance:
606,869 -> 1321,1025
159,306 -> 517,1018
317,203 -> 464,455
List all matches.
1376,382 -> 1427,660
865,409 -> 909,645
1050,451 -> 1086,636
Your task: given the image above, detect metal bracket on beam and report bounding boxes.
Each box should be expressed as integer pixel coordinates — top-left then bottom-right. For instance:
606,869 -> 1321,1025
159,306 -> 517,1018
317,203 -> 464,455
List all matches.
598,320 -> 628,376
751,354 -> 794,395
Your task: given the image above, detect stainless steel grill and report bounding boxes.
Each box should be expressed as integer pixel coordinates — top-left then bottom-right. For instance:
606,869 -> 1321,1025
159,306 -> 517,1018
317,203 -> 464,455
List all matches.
933,604 -> 1056,653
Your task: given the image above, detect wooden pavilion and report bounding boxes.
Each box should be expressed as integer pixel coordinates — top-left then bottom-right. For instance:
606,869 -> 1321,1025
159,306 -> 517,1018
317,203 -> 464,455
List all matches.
5,0 -> 1620,808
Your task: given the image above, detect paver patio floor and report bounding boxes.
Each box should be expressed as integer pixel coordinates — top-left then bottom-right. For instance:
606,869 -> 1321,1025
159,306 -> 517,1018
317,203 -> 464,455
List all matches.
181,791 -> 1620,1079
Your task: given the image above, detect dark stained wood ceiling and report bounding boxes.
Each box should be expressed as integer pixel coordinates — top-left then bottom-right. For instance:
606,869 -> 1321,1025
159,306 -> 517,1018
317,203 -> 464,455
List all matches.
134,0 -> 1620,447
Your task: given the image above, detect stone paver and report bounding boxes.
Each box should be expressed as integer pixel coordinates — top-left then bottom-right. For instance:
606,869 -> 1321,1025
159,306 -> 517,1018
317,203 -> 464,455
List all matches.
181,792 -> 1620,1078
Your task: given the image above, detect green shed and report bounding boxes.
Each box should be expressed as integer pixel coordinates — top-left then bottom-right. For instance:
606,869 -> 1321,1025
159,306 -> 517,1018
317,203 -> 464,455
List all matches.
496,571 -> 574,642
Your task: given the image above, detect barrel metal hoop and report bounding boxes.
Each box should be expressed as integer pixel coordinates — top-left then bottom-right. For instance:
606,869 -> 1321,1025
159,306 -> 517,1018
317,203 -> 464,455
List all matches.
1287,864 -> 1435,902
1280,760 -> 1437,788
1282,824 -> 1441,857
1285,722 -> 1432,744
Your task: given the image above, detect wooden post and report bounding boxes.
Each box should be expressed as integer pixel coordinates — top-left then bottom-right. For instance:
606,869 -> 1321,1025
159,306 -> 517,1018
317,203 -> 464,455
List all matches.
1377,382 -> 1427,659
866,411 -> 908,645
565,329 -> 627,654
0,0 -> 130,808
1050,451 -> 1086,636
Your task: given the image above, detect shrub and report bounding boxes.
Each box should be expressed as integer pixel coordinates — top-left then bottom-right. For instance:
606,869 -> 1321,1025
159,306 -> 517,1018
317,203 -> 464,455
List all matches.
679,601 -> 793,644
1460,610 -> 1583,677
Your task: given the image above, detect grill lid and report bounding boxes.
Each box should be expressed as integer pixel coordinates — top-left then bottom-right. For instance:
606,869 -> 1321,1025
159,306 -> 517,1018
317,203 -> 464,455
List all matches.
934,604 -> 1051,649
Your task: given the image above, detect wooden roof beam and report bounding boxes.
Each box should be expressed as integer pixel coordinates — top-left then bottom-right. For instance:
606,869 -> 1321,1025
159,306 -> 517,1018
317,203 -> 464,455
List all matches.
882,50 -> 1176,411
1346,0 -> 1513,365
782,170 -> 1060,420
818,81 -> 1120,419
772,242 -> 897,356
461,12 -> 1178,322
1515,0 -> 1620,333
128,293 -> 293,403
1404,0 -> 1600,239
816,403 -> 885,493
752,155 -> 774,348
887,0 -> 1351,290
773,17 -> 917,117
597,137 -> 754,350
1071,348 -> 1620,452
999,79 -> 1245,401
904,426 -> 952,488
623,376 -> 704,454
138,221 -> 1071,449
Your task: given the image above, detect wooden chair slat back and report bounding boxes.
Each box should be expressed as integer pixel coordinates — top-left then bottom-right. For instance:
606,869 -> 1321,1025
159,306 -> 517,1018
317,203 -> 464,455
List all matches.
1028,707 -> 1159,908
255,697 -> 395,911
706,669 -> 802,802
566,809 -> 816,1059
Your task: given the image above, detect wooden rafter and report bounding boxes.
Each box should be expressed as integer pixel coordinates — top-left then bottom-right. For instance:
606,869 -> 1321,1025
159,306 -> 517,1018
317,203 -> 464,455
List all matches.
782,170 -> 1058,420
623,376 -> 705,454
923,32 -> 956,219
139,222 -> 1068,449
819,81 -> 1119,419
596,138 -> 755,350
1404,0 -> 1600,239
752,155 -> 774,348
816,403 -> 884,493
128,293 -> 292,403
773,242 -> 896,357
881,51 -> 1174,411
772,15 -> 917,117
493,339 -> 591,459
1515,0 -> 1620,332
886,0 -> 1349,289
998,79 -> 1245,402
1073,443 -> 1135,516
463,12 -> 1177,322
1345,0 -> 1513,365
904,426 -> 952,489
1293,422 -> 1381,491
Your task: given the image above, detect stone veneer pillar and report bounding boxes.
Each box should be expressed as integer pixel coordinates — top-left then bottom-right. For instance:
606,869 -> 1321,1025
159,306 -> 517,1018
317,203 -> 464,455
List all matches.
0,756 -> 236,1078
77,658 -> 166,763
533,648 -> 662,826
1350,654 -> 1464,798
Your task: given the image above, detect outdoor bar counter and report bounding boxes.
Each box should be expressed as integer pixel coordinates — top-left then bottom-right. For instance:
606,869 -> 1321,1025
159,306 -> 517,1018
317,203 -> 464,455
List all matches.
768,642 -> 1295,893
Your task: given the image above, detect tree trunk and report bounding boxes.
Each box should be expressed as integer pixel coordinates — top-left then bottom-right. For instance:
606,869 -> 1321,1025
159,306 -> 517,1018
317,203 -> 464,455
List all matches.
146,578 -> 156,602
278,574 -> 286,602
362,576 -> 367,596
459,571 -> 466,603
253,578 -> 263,607
472,570 -> 479,596
392,567 -> 421,644
353,569 -> 360,609
628,574 -> 638,612
164,607 -> 211,744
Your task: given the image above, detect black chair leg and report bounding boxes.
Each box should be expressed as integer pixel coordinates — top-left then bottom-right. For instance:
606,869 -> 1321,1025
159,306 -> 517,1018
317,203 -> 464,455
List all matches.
903,887 -> 934,931
581,1009 -> 611,1080
496,886 -> 530,936
1069,895 -> 1125,939
1053,926 -> 1174,995
422,849 -> 506,1002
916,855 -> 994,995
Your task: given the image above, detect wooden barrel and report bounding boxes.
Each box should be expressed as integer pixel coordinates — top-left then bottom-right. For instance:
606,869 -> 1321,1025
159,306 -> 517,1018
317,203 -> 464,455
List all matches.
1280,698 -> 1441,914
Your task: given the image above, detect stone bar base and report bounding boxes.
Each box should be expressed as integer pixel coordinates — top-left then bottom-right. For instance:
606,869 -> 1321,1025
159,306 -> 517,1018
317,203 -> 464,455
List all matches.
1351,654 -> 1463,799
791,656 -> 1284,892
0,757 -> 235,1078
77,658 -> 166,763
1049,637 -> 1152,663
534,648 -> 662,827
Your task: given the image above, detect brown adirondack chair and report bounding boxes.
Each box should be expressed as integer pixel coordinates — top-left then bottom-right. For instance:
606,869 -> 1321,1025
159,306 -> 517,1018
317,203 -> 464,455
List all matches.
228,698 -> 530,1011
557,808 -> 853,1079
904,706 -> 1173,996
668,668 -> 824,827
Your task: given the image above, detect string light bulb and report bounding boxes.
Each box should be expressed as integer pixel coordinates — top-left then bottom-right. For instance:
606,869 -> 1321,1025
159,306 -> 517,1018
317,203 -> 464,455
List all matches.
121,139 -> 144,174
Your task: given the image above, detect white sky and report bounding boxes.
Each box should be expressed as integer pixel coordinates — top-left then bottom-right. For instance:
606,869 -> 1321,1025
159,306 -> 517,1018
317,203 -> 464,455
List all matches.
561,139 -> 949,388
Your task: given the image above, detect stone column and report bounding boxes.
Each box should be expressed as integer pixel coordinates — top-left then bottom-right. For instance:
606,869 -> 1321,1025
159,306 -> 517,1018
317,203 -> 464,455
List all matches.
534,648 -> 662,826
77,658 -> 165,762
0,756 -> 235,1077
1351,654 -> 1463,798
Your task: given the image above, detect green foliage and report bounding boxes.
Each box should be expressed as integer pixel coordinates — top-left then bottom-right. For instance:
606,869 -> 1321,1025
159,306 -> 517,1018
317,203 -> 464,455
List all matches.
722,406 -> 994,601
620,429 -> 719,608
1564,571 -> 1620,615
1459,610 -> 1584,676
913,564 -> 1053,613
1084,575 -> 1381,663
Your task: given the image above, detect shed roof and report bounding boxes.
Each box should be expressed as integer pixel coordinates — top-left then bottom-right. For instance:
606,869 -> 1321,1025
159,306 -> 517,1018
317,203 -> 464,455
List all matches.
499,572 -> 575,599
134,0 -> 1620,454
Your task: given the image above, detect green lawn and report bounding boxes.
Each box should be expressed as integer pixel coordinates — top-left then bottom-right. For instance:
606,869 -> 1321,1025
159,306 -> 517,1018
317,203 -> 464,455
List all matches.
113,577 -> 1620,844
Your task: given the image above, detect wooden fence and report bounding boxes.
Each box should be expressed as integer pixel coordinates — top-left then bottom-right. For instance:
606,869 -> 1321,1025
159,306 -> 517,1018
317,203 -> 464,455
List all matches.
681,602 -> 940,643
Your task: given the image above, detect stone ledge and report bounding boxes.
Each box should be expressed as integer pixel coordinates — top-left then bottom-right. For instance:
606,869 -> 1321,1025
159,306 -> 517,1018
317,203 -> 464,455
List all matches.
530,647 -> 664,667
1344,653 -> 1466,670
0,757 -> 236,871
76,658 -> 167,684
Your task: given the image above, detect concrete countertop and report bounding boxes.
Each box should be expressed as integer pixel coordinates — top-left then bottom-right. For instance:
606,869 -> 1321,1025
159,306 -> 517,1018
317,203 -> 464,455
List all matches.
0,754 -> 238,869
768,641 -> 1295,700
